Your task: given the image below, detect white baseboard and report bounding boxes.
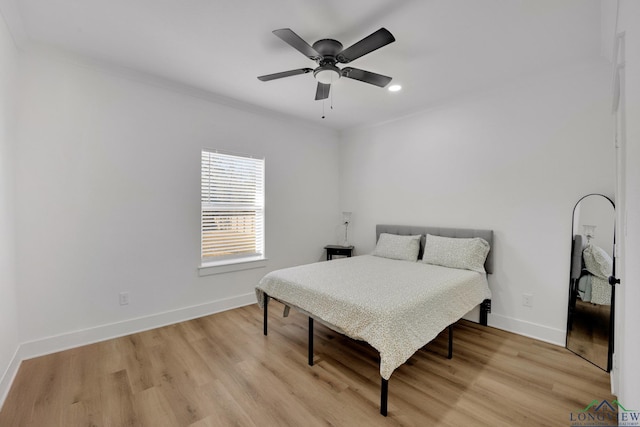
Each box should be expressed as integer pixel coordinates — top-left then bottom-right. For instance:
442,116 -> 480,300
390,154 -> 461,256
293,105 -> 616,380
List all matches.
488,313 -> 566,346
19,292 -> 256,361
0,347 -> 22,410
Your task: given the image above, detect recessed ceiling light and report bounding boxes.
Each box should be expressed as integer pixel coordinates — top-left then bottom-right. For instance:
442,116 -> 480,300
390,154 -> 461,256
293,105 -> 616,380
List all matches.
388,84 -> 402,92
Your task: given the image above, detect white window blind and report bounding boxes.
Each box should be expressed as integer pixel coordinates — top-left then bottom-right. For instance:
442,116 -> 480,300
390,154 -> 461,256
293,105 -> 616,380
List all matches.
201,150 -> 265,263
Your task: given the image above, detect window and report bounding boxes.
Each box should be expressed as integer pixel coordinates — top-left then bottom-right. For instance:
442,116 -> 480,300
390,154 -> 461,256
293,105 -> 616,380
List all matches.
201,150 -> 265,266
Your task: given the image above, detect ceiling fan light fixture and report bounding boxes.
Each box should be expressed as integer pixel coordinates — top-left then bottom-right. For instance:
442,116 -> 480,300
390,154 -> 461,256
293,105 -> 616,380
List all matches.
314,65 -> 340,84
258,28 -> 396,101
388,84 -> 402,92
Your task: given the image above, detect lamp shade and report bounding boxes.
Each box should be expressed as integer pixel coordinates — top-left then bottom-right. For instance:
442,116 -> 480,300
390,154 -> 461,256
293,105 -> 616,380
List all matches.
314,65 -> 341,84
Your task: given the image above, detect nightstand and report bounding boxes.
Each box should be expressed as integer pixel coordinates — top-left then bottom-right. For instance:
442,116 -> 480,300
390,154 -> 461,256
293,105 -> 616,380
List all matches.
324,245 -> 354,260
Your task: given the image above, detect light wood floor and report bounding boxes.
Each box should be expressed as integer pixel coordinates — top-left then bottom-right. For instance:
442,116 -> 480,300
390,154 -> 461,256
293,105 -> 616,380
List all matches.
0,303 -> 615,426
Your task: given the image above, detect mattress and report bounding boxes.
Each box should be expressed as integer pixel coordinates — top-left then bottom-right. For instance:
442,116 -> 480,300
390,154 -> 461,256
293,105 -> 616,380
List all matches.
256,254 -> 491,379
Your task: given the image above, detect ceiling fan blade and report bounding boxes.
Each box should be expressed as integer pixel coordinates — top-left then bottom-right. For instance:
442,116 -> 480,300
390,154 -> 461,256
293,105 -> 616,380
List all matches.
258,68 -> 313,82
336,28 -> 395,64
315,82 -> 330,100
273,28 -> 321,60
341,67 -> 392,88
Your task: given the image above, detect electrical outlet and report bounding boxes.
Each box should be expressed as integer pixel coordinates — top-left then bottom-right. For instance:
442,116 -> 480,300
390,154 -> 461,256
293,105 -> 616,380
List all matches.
522,293 -> 533,307
119,292 -> 130,306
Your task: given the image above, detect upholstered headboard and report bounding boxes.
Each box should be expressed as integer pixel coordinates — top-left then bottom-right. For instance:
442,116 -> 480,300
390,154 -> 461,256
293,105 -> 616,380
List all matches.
571,234 -> 586,280
376,224 -> 494,274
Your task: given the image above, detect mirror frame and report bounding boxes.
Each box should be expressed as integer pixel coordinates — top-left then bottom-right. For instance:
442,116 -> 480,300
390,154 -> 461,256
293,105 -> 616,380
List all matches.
566,193 -> 615,372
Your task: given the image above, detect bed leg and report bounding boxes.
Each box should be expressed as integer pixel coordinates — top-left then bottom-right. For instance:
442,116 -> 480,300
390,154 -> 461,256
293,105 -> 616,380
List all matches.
380,377 -> 388,416
308,317 -> 314,366
263,293 -> 269,336
480,299 -> 491,326
448,325 -> 453,359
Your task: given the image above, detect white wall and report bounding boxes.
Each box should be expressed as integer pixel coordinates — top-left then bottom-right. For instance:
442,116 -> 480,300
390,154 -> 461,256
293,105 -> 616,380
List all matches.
339,62 -> 614,344
0,10 -> 20,403
13,48 -> 340,355
616,0 -> 640,411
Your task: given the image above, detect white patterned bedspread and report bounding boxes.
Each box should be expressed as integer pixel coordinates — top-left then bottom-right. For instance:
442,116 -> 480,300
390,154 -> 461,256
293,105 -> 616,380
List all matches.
578,274 -> 612,305
255,255 -> 491,380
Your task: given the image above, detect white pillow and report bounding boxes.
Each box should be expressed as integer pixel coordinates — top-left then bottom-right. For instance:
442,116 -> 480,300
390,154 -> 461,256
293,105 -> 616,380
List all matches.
583,245 -> 612,279
372,233 -> 421,262
421,234 -> 490,273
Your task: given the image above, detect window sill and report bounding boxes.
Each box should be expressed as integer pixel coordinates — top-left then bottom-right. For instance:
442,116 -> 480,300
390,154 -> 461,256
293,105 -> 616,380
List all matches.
198,257 -> 268,277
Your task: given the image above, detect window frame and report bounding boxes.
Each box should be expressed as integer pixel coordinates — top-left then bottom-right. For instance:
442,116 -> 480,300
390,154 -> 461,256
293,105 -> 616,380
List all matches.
199,149 -> 267,276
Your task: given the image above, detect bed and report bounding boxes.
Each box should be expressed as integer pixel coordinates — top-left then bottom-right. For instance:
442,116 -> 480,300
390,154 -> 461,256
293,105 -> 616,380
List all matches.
255,224 -> 493,416
569,234 -> 613,314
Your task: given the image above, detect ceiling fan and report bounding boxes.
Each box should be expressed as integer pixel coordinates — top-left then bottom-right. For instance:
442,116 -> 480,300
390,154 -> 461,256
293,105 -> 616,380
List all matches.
258,28 -> 396,100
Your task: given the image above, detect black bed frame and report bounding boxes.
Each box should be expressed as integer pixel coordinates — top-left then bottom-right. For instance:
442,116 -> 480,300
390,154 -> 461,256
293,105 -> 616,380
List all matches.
261,225 -> 494,416
262,293 -> 491,416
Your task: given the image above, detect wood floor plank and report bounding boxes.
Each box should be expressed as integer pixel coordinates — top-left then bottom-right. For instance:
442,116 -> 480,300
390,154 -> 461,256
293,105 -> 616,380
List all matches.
0,303 -> 616,426
133,387 -> 180,427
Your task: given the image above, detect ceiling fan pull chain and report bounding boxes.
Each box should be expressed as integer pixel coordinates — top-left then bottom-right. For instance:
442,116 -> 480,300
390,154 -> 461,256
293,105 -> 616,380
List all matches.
330,73 -> 334,110
322,98 -> 325,119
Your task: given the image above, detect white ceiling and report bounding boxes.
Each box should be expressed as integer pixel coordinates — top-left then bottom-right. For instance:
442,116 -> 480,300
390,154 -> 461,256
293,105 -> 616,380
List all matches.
2,0 -> 603,130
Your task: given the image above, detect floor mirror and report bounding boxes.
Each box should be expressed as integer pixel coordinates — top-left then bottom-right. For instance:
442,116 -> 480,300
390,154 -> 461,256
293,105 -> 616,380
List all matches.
566,194 -> 616,371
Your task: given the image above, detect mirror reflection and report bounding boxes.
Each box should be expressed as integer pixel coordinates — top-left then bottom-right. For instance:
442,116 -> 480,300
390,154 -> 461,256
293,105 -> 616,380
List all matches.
566,194 -> 615,371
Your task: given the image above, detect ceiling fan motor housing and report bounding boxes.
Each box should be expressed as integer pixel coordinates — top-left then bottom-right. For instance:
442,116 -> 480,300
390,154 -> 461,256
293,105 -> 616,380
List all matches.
312,39 -> 344,84
312,39 -> 343,59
